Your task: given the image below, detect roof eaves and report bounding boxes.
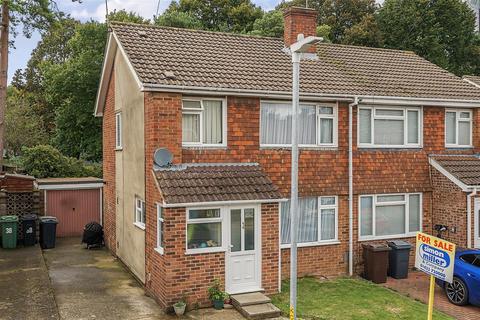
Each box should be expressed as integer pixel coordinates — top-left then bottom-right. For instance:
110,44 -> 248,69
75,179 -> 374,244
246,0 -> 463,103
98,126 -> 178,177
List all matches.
429,157 -> 475,191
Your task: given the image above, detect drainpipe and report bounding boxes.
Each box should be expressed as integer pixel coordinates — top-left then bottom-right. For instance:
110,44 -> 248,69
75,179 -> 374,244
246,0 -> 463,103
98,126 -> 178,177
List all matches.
467,188 -> 477,248
348,97 -> 359,276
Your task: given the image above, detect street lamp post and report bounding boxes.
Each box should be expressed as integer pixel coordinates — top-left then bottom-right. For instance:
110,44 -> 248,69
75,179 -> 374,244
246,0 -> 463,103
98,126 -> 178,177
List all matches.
289,34 -> 323,320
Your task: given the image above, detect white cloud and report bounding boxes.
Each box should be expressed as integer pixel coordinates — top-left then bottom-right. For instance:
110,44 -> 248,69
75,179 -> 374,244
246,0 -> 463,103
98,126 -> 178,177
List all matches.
70,0 -> 165,22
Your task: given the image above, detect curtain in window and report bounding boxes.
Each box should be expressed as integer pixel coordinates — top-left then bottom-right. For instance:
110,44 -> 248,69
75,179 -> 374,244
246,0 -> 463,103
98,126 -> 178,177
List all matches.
407,111 -> 419,144
182,113 -> 200,142
261,104 -> 292,145
359,109 -> 372,143
446,112 -> 456,144
360,197 -> 373,236
458,121 -> 470,145
409,194 -> 421,232
320,209 -> 335,240
281,197 -> 318,244
203,100 -> 223,144
376,204 -> 405,236
374,119 -> 404,145
320,118 -> 333,144
299,105 -> 316,144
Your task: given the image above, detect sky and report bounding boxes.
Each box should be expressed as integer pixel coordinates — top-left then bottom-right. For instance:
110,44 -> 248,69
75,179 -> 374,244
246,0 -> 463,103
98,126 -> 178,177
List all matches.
9,0 -> 279,84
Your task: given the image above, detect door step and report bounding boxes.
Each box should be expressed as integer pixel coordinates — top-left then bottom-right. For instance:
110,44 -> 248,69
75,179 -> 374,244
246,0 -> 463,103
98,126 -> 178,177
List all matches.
231,292 -> 282,319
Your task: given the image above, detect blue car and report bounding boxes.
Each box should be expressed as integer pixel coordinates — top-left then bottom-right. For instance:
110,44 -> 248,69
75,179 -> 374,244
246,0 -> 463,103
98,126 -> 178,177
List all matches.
437,248 -> 480,306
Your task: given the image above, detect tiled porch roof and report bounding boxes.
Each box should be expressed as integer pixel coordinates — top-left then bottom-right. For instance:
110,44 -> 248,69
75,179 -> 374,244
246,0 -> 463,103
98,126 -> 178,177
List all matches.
154,163 -> 283,205
430,155 -> 480,187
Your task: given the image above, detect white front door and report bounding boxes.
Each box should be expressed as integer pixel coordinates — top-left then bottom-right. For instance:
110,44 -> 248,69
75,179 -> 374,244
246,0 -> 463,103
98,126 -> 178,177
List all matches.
226,206 -> 261,294
475,199 -> 480,248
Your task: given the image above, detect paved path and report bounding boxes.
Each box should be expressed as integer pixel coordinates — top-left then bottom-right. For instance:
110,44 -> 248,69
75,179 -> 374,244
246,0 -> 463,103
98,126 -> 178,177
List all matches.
0,245 -> 59,320
384,271 -> 480,320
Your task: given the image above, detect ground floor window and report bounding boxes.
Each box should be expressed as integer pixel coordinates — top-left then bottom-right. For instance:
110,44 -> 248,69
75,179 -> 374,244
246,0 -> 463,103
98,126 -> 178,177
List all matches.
186,208 -> 222,252
280,196 -> 338,246
134,197 -> 146,229
156,204 -> 164,254
359,193 -> 422,240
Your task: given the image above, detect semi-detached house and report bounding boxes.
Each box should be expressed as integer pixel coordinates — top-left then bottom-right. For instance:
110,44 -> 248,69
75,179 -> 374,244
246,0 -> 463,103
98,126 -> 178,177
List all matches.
94,6 -> 480,310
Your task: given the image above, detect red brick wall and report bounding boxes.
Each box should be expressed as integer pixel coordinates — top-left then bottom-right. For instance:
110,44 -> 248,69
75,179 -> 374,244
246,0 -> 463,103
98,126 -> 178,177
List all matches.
261,203 -> 280,293
102,74 -> 116,254
283,7 -> 318,52
430,167 -> 468,246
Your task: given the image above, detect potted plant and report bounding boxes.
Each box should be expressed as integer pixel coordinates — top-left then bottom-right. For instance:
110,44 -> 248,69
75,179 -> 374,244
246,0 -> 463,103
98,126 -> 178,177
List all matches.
208,279 -> 229,310
173,298 -> 186,316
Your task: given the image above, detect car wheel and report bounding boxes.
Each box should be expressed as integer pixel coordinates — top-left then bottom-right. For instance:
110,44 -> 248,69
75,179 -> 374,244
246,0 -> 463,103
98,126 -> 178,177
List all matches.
445,277 -> 469,306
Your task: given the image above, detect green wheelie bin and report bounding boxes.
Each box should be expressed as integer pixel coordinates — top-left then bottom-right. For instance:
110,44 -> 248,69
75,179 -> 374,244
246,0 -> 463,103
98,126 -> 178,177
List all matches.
0,215 -> 19,249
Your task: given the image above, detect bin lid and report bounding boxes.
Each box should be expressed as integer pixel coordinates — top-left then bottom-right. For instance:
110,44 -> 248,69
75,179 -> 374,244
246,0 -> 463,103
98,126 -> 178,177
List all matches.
387,240 -> 412,249
39,216 -> 58,224
362,243 -> 392,252
0,215 -> 19,223
21,214 -> 38,221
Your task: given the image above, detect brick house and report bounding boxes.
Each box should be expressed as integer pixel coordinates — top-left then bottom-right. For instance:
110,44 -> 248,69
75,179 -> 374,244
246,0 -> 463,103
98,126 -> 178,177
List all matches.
94,6 -> 480,310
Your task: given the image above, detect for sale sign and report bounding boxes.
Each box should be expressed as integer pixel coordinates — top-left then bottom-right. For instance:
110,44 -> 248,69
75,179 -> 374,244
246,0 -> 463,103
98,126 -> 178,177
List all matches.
415,232 -> 456,283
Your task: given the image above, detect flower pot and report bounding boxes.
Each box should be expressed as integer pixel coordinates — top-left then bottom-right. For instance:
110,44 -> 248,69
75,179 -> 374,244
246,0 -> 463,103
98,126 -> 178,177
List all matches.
213,299 -> 224,310
174,303 -> 186,316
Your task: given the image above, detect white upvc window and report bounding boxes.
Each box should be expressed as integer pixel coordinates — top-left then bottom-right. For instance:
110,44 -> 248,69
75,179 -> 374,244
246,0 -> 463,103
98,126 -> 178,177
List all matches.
115,112 -> 122,149
358,106 -> 422,148
359,193 -> 422,241
186,208 -> 223,254
182,98 -> 227,147
156,203 -> 164,255
280,196 -> 339,248
445,109 -> 473,148
260,102 -> 338,147
134,197 -> 146,229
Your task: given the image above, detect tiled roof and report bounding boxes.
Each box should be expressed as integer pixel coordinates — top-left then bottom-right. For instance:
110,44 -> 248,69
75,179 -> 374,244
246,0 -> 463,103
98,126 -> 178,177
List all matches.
110,22 -> 480,101
431,155 -> 480,186
36,177 -> 103,185
154,163 -> 283,205
463,75 -> 480,87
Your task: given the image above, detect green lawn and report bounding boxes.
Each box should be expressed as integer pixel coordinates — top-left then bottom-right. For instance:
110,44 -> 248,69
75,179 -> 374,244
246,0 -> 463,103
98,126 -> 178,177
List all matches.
270,277 -> 453,320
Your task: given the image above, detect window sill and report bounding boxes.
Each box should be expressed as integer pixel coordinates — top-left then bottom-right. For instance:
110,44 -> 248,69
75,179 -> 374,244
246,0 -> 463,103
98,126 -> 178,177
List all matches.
445,146 -> 474,149
357,146 -> 422,150
280,240 -> 340,249
185,247 -> 225,255
115,147 -> 123,151
182,145 -> 227,149
154,247 -> 164,255
133,222 -> 146,230
260,145 -> 338,151
359,233 -> 417,242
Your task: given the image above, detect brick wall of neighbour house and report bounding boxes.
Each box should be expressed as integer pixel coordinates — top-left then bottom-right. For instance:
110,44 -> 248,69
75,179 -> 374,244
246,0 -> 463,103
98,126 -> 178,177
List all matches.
430,167 -> 469,247
102,73 -> 116,254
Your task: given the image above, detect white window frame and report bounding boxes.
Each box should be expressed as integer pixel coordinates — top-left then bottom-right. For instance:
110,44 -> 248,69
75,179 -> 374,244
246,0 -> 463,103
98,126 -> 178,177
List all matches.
186,207 -> 225,254
359,193 -> 423,241
182,97 -> 227,148
445,109 -> 473,148
134,197 -> 146,230
115,112 -> 122,150
259,101 -> 338,148
156,203 -> 164,255
357,106 -> 423,148
280,196 -> 340,249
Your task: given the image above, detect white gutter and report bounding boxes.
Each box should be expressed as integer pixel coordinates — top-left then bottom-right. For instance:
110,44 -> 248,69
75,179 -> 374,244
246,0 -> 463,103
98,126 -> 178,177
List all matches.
467,188 -> 477,248
348,96 -> 359,276
162,198 -> 288,208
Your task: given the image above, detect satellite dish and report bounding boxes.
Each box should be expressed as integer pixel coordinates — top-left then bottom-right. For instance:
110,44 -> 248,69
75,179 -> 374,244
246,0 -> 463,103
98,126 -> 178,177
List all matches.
154,148 -> 173,167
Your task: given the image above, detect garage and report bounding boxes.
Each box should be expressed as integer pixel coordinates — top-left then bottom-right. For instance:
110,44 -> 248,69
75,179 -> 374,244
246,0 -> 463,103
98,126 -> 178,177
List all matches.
37,178 -> 103,237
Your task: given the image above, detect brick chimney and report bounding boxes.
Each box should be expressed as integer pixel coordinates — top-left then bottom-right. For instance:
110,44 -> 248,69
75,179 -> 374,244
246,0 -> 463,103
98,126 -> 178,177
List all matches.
283,6 -> 318,52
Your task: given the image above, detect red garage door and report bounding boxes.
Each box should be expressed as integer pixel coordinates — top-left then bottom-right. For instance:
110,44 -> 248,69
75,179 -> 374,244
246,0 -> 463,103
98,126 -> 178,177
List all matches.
46,189 -> 101,237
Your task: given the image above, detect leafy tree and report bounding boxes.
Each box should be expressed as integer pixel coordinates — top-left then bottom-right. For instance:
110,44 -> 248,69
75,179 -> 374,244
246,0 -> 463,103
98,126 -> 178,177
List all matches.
250,10 -> 284,38
21,144 -> 101,178
378,0 -> 478,75
107,9 -> 150,24
316,24 -> 332,42
163,0 -> 263,33
154,10 -> 202,29
6,87 -> 48,156
342,14 -> 383,47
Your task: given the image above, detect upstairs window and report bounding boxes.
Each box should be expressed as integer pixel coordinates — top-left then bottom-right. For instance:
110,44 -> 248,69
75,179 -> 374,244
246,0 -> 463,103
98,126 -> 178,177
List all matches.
260,102 -> 338,147
115,112 -> 122,149
358,107 -> 421,148
134,197 -> 146,229
182,98 -> 226,147
445,110 -> 472,148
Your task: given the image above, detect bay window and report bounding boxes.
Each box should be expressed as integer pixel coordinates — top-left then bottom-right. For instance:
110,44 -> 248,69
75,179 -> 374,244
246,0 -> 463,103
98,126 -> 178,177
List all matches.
182,98 -> 226,146
260,102 -> 337,147
280,196 -> 338,246
358,106 -> 421,147
187,208 -> 222,252
359,193 -> 422,240
445,109 -> 472,147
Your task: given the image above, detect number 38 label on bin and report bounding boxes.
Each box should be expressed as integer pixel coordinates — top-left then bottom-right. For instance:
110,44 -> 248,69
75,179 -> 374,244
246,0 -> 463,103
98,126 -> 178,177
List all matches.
415,232 -> 456,283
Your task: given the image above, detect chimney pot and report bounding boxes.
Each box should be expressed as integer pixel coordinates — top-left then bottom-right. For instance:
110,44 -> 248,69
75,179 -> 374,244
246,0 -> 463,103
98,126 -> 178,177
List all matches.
283,6 -> 318,53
